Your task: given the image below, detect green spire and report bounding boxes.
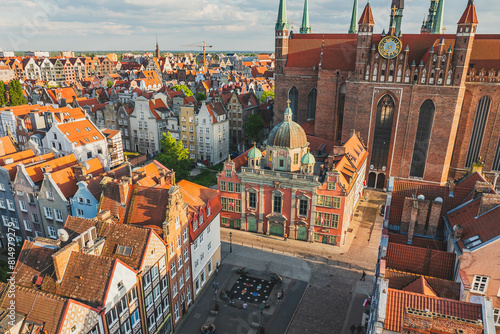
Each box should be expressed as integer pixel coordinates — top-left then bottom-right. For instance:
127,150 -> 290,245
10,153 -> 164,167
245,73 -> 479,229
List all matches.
276,0 -> 289,30
300,0 -> 311,33
432,0 -> 445,34
348,0 -> 358,34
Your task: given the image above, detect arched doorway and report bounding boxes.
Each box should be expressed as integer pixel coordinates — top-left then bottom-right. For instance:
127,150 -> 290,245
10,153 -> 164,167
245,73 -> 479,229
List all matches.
368,172 -> 376,188
296,224 -> 308,241
376,173 -> 386,189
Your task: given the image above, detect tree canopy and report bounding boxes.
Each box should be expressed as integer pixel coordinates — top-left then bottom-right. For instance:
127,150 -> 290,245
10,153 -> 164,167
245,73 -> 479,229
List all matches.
245,113 -> 265,144
0,82 -> 6,107
155,132 -> 192,181
106,80 -> 113,88
259,89 -> 274,103
8,80 -> 26,106
172,84 -> 193,97
196,92 -> 206,101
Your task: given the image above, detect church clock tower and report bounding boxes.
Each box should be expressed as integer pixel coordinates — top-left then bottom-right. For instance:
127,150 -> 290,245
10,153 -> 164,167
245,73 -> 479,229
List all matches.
275,0 -> 289,76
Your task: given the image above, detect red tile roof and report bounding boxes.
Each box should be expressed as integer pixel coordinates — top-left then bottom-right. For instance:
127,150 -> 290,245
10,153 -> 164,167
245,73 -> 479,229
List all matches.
4,152 -> 55,181
388,172 -> 487,229
57,119 -> 105,147
384,242 -> 455,280
384,289 -> 483,332
0,149 -> 35,166
446,196 -> 500,251
458,2 -> 478,24
25,154 -> 77,183
358,3 -> 374,25
300,120 -> 315,136
388,232 -> 447,251
0,136 -> 16,156
385,269 -> 461,300
0,283 -> 67,334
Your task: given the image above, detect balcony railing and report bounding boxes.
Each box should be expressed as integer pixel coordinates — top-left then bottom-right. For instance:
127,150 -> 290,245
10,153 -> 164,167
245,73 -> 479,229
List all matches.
240,167 -> 319,182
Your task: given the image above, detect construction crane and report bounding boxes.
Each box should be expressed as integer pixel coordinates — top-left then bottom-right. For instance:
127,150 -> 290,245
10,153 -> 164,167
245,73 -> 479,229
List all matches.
181,41 -> 213,72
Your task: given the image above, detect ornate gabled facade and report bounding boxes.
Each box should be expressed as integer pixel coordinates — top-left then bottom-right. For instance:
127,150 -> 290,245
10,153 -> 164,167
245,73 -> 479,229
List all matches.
275,0 -> 500,189
217,105 -> 367,246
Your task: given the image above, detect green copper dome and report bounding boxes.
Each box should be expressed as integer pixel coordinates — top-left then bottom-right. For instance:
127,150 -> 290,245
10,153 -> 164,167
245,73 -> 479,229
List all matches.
248,145 -> 262,159
266,102 -> 308,149
301,150 -> 315,165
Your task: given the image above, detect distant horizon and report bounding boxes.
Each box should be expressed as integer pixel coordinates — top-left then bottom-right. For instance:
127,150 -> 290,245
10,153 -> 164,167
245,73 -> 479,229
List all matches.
0,0 -> 497,51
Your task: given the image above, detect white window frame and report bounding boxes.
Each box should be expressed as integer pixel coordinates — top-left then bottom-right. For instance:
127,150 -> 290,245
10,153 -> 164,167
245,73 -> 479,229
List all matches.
471,275 -> 489,294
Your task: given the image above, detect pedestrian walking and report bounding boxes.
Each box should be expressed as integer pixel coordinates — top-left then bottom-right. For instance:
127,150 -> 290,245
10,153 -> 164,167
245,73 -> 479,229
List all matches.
283,233 -> 287,241
356,324 -> 363,334
243,302 -> 248,312
360,271 -> 366,281
350,324 -> 356,334
230,292 -> 235,304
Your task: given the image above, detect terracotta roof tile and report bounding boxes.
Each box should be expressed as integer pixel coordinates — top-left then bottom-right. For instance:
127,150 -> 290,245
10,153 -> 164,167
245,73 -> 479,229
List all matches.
14,241 -> 58,290
458,2 -> 478,24
0,283 -> 67,334
385,269 -> 461,300
385,289 -> 483,332
0,136 -> 16,156
57,119 -> 105,147
4,152 -> 55,181
25,154 -> 77,183
385,242 -> 455,280
388,232 -> 447,251
0,149 -> 35,166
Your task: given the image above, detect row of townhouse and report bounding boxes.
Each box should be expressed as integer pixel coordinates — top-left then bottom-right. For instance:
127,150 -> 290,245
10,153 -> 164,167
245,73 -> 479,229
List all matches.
1,56 -> 117,84
367,172 -> 500,333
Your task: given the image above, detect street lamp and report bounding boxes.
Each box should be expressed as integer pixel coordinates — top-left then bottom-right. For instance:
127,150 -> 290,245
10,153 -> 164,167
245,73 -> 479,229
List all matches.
229,231 -> 232,253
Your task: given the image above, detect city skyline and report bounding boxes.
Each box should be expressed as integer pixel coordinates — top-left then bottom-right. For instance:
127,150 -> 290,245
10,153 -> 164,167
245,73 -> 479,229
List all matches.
0,0 -> 498,52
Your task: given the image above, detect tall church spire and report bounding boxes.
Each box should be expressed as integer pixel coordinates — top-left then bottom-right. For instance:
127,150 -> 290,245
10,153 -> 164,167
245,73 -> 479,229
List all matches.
276,0 -> 289,30
155,35 -> 160,58
348,0 -> 358,34
389,0 -> 404,36
431,0 -> 445,34
300,0 -> 311,33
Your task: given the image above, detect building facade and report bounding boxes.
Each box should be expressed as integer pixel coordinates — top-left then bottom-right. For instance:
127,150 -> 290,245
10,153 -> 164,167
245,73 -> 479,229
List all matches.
274,0 -> 500,189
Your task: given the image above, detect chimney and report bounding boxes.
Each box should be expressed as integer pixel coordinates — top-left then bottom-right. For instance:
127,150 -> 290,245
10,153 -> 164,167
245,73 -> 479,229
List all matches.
118,178 -> 131,205
473,181 -> 492,199
333,145 -> 346,156
401,195 -> 419,244
478,194 -> 500,216
159,169 -> 166,185
453,224 -> 463,241
426,197 -> 443,237
51,241 -> 80,283
96,209 -> 112,223
42,165 -> 53,173
72,165 -> 86,180
349,129 -> 355,138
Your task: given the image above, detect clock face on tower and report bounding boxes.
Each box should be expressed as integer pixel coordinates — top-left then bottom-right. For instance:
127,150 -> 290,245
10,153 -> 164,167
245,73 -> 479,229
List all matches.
378,36 -> 402,59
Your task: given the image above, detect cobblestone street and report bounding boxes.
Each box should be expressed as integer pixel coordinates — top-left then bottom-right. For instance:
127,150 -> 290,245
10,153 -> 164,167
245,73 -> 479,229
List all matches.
218,189 -> 386,333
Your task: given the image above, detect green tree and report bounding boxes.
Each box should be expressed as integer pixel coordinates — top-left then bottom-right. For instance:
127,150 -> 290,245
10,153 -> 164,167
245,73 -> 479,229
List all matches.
245,113 -> 265,144
196,92 -> 206,101
259,89 -> 275,103
172,84 -> 193,97
8,80 -> 26,106
0,82 -> 6,107
106,80 -> 113,88
155,132 -> 192,181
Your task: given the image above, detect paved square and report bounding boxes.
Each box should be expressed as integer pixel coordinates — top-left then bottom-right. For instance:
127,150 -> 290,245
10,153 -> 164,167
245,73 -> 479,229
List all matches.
230,275 -> 275,304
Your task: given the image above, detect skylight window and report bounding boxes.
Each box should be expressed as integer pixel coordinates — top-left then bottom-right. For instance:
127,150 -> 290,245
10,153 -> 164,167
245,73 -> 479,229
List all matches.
75,128 -> 80,133
116,245 -> 133,257
65,132 -> 70,136
93,136 -> 99,140
85,138 -> 90,142
85,127 -> 91,131
463,235 -> 482,249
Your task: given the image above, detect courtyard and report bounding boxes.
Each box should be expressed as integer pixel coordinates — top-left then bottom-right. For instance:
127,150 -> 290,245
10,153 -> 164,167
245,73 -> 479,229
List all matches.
176,190 -> 385,334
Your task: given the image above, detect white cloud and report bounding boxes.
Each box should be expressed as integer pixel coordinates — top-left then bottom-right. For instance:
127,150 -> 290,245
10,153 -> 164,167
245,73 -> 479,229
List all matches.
0,0 -> 497,51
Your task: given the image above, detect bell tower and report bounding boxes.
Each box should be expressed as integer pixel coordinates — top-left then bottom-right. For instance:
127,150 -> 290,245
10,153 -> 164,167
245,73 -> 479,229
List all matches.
275,0 -> 289,76
355,2 -> 375,80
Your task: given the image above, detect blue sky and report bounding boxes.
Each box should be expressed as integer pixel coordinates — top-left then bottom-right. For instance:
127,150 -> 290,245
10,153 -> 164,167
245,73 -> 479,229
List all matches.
0,0 -> 497,52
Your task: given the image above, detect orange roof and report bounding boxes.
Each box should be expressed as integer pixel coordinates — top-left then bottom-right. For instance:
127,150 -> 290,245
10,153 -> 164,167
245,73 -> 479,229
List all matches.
178,180 -> 218,213
0,104 -> 53,117
384,289 -> 482,332
4,152 -> 55,181
52,107 -> 86,122
57,119 -> 105,147
458,1 -> 478,24
0,136 -> 16,156
334,134 -> 368,193
0,149 -> 35,166
49,157 -> 104,198
359,3 -> 374,25
102,129 -> 120,137
401,276 -> 438,297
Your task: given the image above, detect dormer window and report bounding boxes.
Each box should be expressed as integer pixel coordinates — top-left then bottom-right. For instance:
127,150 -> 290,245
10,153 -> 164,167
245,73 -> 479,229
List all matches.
75,128 -> 80,132
115,245 -> 133,256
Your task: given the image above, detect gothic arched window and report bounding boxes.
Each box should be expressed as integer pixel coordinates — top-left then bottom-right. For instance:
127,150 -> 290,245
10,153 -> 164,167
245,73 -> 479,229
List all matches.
465,96 -> 492,168
410,100 -> 435,178
288,86 -> 299,122
370,94 -> 395,171
307,88 -> 317,120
